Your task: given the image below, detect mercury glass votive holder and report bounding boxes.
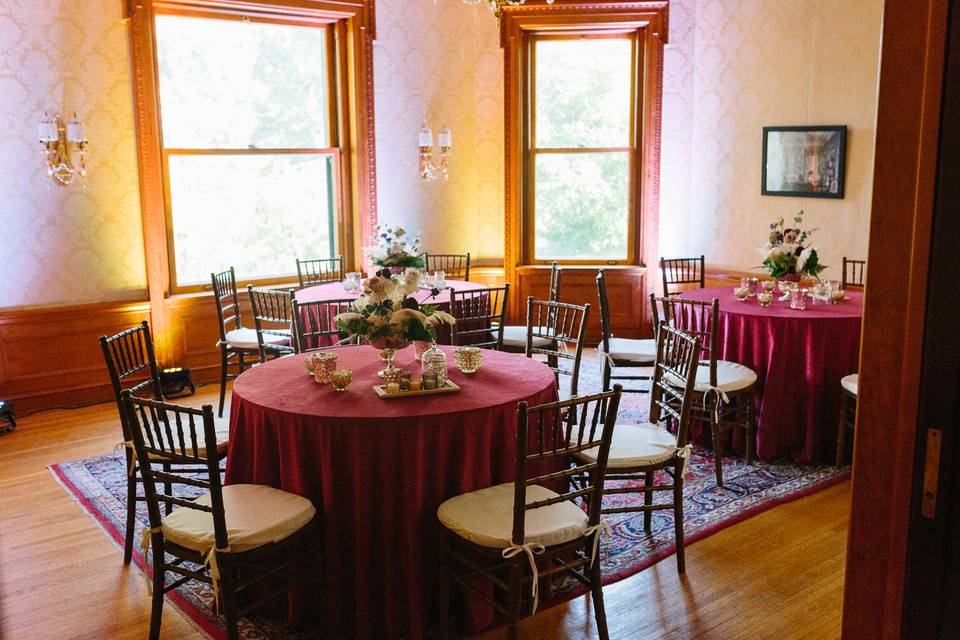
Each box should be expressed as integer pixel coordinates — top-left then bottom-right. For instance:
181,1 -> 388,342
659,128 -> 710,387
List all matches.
453,346 -> 482,373
757,292 -> 773,307
733,286 -> 750,301
329,369 -> 353,392
313,352 -> 338,384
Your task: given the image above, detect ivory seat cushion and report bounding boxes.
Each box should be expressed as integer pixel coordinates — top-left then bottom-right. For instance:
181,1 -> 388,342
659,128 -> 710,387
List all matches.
437,483 -> 588,549
162,484 -> 315,554
597,337 -> 657,363
223,327 -> 291,350
575,422 -> 678,469
666,360 -> 757,394
841,373 -> 859,396
500,325 -> 553,348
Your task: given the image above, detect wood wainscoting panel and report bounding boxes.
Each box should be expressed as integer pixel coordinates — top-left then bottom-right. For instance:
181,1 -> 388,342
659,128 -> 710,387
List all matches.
514,265 -> 648,344
0,301 -> 151,414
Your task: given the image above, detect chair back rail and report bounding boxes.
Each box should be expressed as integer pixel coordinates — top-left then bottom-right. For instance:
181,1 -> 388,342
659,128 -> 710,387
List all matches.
511,387 -> 622,545
122,392 -> 229,551
842,257 -> 866,290
247,285 -> 296,361
99,321 -> 164,440
424,253 -> 471,281
650,294 -> 719,387
291,298 -> 358,353
211,267 -> 242,341
595,270 -> 614,354
660,255 -> 705,296
524,297 -> 590,396
296,256 -> 345,289
449,284 -> 510,348
649,323 -> 702,446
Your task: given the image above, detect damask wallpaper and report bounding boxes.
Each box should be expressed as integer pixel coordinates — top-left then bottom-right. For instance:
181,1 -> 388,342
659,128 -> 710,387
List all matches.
373,0 -> 504,261
659,0 -> 883,274
0,0 -> 147,309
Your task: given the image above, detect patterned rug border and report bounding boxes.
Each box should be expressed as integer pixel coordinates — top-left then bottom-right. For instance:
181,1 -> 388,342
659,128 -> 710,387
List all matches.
601,468 -> 850,584
49,463 -> 220,640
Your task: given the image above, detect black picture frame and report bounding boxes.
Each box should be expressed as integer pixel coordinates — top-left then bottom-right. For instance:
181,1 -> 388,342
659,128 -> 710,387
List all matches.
761,125 -> 847,198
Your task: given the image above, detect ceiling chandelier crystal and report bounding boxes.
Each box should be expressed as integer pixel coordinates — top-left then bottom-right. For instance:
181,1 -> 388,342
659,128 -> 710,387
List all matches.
461,0 -> 554,18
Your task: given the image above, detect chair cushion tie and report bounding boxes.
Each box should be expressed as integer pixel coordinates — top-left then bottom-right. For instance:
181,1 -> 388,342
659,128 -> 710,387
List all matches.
501,542 -> 545,615
582,521 -> 612,569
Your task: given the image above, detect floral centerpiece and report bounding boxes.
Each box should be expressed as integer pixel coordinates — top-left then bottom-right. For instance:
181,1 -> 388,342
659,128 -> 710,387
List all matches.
758,210 -> 827,280
335,268 -> 454,373
362,223 -> 426,271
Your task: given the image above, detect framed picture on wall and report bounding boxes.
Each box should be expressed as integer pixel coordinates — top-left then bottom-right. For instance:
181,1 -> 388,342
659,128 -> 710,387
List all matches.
761,125 -> 847,198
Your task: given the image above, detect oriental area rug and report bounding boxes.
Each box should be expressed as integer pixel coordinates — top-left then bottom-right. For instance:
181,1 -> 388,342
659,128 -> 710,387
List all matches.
50,371 -> 849,640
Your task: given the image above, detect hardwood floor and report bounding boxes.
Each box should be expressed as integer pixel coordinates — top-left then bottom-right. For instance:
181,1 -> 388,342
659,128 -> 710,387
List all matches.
0,384 -> 849,640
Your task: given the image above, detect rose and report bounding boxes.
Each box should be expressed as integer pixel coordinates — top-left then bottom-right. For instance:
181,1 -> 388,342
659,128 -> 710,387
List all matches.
782,229 -> 799,244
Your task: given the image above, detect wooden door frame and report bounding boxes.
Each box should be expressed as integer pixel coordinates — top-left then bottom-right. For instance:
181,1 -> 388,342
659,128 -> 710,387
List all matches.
842,1 -> 950,637
124,0 -> 377,362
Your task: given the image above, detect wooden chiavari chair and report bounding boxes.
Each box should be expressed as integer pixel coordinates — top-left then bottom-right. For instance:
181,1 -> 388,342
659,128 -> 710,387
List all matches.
501,261 -> 561,352
295,255 -> 345,289
525,297 -> 590,399
99,321 -> 229,565
123,393 -> 323,640
436,386 -> 623,640
246,285 -> 295,363
448,284 -> 510,349
424,252 -> 471,281
660,255 -> 705,296
290,297 -> 358,353
575,323 -> 701,573
596,270 -> 657,393
651,294 -> 757,487
211,267 -> 270,417
842,257 -> 866,290
836,373 -> 859,466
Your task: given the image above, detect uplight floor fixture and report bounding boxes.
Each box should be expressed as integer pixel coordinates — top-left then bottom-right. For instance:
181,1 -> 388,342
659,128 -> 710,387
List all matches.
418,121 -> 452,181
38,112 -> 88,186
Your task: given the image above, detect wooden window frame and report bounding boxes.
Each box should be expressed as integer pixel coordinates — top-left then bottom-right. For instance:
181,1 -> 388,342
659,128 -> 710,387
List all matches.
126,0 -> 376,301
525,31 -> 640,265
500,1 -> 668,290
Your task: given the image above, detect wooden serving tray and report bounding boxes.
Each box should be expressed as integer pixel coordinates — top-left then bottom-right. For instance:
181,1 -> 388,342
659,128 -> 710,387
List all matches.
373,380 -> 461,398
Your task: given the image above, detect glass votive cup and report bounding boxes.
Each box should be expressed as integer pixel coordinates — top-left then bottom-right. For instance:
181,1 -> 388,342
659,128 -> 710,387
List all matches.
757,291 -> 773,307
733,286 -> 750,301
789,288 -> 807,311
329,369 -> 353,392
383,367 -> 406,386
762,280 -> 776,293
313,352 -> 338,384
453,346 -> 482,374
830,289 -> 847,304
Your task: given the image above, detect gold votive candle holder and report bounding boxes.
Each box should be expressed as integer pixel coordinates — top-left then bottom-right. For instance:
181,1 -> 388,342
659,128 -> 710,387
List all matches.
383,367 -> 405,386
453,346 -> 482,373
313,352 -> 338,384
329,369 -> 352,392
757,291 -> 773,307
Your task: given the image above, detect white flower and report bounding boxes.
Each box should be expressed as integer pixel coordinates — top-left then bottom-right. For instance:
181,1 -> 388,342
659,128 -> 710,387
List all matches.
333,311 -> 364,325
390,308 -> 428,326
400,268 -> 421,295
798,247 -> 814,272
363,245 -> 388,261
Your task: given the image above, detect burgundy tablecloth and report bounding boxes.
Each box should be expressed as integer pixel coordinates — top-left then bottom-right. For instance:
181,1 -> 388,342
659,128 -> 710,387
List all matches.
678,286 -> 863,463
225,345 -> 557,639
296,279 -> 487,346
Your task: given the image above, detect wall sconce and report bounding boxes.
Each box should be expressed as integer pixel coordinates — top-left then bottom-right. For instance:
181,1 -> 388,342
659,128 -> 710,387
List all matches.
38,112 -> 88,186
418,121 -> 452,181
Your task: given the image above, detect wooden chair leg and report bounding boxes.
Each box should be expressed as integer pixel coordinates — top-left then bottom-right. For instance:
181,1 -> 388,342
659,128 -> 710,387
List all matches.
673,460 -> 686,574
123,454 -> 137,565
506,556 -> 522,640
218,554 -> 241,640
745,389 -> 756,465
643,471 -> 654,533
602,359 -> 612,393
162,462 -> 172,516
149,539 -> 165,640
437,533 -> 451,640
710,412 -> 724,488
589,537 -> 610,640
218,348 -> 229,418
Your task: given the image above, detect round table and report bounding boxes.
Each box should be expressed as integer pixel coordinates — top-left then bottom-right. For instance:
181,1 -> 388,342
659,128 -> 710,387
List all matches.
679,286 -> 863,463
296,279 -> 487,346
225,344 -> 557,639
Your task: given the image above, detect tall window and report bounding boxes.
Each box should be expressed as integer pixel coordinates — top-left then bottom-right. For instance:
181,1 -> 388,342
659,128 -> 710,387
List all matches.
527,35 -> 638,263
155,14 -> 339,288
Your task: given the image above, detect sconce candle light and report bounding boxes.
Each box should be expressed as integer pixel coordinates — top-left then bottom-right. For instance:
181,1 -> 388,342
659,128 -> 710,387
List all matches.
38,111 -> 88,186
418,121 -> 452,181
